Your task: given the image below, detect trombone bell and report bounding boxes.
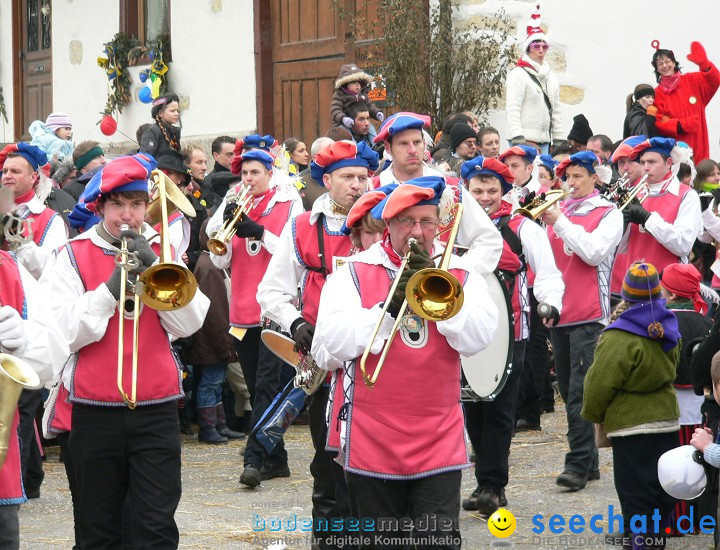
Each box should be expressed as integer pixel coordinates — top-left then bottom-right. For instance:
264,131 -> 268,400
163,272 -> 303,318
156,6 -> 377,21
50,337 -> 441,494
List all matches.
516,189 -> 568,220
139,263 -> 197,310
0,354 -> 40,468
406,268 -> 464,321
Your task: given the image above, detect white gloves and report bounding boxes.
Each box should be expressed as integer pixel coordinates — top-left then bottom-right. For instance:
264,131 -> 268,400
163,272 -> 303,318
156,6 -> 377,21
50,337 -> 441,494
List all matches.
0,305 -> 27,353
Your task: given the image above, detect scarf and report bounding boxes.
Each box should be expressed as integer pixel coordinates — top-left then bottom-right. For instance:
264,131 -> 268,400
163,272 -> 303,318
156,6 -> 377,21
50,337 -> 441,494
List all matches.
379,229 -> 403,267
661,268 -> 707,315
562,189 -> 598,212
489,200 -> 514,222
605,299 -> 680,352
15,189 -> 36,206
517,54 -> 551,87
659,72 -> 682,94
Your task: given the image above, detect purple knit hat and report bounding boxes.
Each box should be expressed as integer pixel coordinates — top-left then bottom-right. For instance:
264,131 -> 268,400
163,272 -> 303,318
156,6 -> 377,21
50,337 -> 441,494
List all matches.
45,112 -> 73,132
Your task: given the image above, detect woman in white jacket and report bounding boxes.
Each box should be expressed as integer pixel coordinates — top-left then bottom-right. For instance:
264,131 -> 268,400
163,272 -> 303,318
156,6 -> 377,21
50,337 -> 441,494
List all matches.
505,8 -> 563,154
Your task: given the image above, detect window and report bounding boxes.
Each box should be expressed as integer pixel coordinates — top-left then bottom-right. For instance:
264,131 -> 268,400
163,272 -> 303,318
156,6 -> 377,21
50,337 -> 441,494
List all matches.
120,0 -> 171,58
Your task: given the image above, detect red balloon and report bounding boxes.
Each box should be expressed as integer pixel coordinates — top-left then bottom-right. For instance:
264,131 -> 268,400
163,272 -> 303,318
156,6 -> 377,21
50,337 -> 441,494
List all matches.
100,115 -> 117,136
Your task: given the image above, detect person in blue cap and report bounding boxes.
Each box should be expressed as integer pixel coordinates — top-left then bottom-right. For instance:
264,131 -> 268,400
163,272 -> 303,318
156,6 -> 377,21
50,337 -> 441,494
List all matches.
542,150 -> 624,491
611,137 -> 701,296
44,153 -> 210,549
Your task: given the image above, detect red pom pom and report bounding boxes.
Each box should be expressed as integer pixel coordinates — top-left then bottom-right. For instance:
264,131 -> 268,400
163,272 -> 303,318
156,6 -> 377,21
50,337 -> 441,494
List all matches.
100,115 -> 117,136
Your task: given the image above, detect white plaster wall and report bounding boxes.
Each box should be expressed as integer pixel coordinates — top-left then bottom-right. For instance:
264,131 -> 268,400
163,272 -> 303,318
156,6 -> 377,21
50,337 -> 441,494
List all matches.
50,0 -> 256,147
460,0 -> 720,160
0,1 -> 16,142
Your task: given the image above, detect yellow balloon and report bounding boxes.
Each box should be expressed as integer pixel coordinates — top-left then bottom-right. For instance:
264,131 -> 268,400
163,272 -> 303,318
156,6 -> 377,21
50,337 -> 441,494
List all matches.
487,508 -> 516,538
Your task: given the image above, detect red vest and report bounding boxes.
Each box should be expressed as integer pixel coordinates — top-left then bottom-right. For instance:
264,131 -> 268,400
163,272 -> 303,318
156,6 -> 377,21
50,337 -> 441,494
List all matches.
548,202 -> 614,327
497,216 -> 527,340
66,239 -> 183,406
0,251 -> 27,503
343,261 -> 469,478
230,189 -> 294,327
0,208 -> 58,252
611,182 -> 691,294
326,369 -> 344,453
47,385 -> 73,435
292,211 -> 353,325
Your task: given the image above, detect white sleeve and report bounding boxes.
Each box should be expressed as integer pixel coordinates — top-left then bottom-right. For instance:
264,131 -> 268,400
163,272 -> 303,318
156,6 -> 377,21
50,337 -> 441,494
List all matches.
208,196 -> 232,269
43,246 -> 118,353
436,269 -> 499,356
701,201 -> 720,241
257,219 -> 306,333
456,190 -> 503,274
158,284 -> 210,339
505,69 -> 525,139
261,199 -> 303,255
15,214 -> 68,279
14,263 -> 70,385
550,73 -> 564,142
643,190 -> 702,259
519,220 -> 564,312
552,208 -> 623,266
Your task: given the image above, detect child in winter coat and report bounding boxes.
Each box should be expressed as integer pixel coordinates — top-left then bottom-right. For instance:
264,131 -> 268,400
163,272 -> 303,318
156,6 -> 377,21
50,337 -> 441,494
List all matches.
330,63 -> 384,129
623,84 -> 659,139
29,112 -> 74,161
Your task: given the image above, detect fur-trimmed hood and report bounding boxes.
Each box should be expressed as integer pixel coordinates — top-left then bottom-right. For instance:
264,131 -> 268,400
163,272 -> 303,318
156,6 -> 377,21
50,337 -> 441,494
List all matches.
335,64 -> 373,89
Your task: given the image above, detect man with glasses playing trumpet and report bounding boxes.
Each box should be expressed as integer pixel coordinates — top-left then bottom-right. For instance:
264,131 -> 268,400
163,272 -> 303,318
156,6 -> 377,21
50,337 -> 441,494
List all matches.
541,151 -> 623,492
205,148 -> 302,466
314,176 -> 498,549
610,137 -> 701,294
44,153 -> 209,549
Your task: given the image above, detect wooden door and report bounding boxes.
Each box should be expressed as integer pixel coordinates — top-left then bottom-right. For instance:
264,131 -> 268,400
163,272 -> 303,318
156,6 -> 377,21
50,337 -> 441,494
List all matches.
16,0 -> 53,140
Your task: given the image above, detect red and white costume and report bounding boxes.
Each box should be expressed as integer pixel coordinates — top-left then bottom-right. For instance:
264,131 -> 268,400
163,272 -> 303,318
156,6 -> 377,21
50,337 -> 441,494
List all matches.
155,210 -> 190,263
547,195 -> 623,326
611,175 -> 701,295
0,251 -> 67,504
207,185 -> 302,327
313,241 -> 498,477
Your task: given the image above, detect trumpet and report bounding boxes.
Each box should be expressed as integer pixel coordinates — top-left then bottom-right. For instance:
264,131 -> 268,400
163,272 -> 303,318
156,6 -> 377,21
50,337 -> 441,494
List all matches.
618,174 -> 650,212
516,189 -> 569,220
359,204 -> 465,388
207,186 -> 254,256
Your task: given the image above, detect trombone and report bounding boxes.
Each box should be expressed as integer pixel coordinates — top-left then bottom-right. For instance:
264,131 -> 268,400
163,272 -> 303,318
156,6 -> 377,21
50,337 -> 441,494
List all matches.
207,186 -> 254,256
359,203 -> 465,388
116,170 -> 199,408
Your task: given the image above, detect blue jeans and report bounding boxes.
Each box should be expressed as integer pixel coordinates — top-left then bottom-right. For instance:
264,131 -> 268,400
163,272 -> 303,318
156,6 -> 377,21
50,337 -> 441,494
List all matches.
196,363 -> 226,408
550,322 -> 603,475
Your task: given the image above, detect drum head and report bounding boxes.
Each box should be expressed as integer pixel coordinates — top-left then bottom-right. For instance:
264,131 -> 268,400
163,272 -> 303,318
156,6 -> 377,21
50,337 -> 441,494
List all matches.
261,330 -> 300,369
461,271 -> 514,401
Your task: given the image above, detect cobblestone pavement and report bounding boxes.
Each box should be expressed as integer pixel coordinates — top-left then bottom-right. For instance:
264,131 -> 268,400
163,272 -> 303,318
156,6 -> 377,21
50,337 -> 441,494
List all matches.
18,406 -> 715,549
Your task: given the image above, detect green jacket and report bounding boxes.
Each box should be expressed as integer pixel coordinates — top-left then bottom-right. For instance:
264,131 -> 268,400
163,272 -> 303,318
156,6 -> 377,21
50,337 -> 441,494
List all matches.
581,329 -> 679,434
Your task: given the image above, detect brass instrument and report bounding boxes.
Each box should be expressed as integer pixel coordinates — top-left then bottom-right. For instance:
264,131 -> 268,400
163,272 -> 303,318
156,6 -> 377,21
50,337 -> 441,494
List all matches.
207,186 -> 254,256
618,174 -> 650,212
0,354 -> 40,468
359,203 -> 465,388
116,223 -> 141,408
601,172 -> 630,203
516,189 -> 569,220
139,170 -> 198,310
260,328 -> 327,394
0,187 -> 33,250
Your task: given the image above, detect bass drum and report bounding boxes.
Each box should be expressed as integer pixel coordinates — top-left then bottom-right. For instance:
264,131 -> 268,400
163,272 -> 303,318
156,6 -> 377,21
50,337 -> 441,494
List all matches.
461,270 -> 514,402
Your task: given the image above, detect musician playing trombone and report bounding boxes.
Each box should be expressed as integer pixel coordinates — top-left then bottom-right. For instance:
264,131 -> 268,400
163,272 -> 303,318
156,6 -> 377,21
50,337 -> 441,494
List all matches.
541,151 -> 623,492
43,154 -> 209,549
0,250 -> 68,550
314,177 -> 498,549
610,137 -> 701,294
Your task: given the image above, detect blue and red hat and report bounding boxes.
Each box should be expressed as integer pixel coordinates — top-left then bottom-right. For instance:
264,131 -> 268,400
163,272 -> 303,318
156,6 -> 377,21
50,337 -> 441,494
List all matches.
310,140 -> 379,182
629,137 -> 676,161
0,143 -> 48,171
498,144 -> 538,164
83,153 -> 157,212
341,183 -> 397,234
555,151 -> 599,180
370,176 -> 446,221
461,156 -> 515,193
68,200 -> 101,232
231,149 -> 275,175
373,112 -> 431,144
231,135 -> 277,174
611,135 -> 647,163
539,154 -> 558,174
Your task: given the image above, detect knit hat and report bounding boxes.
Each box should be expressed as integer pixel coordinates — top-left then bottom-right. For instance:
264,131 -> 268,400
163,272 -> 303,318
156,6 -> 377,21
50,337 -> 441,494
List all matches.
311,140 -> 379,182
567,114 -> 593,145
555,151 -> 599,180
45,112 -> 73,132
461,156 -> 515,194
341,183 -> 398,234
374,112 -> 431,144
610,135 -> 647,164
622,262 -> 662,303
522,3 -> 547,52
371,176 -> 446,221
450,124 -> 478,152
629,137 -> 676,161
633,84 -> 655,102
50,157 -> 76,183
0,143 -> 48,172
660,263 -> 707,314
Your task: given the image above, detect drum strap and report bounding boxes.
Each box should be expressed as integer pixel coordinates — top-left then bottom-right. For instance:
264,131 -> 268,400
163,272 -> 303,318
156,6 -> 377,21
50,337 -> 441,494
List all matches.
306,214 -> 329,278
496,216 -> 526,295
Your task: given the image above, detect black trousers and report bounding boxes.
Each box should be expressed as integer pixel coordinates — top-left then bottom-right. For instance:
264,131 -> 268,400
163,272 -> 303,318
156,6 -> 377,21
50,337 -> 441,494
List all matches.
69,401 -> 181,550
17,388 -> 44,494
464,340 -> 526,492
234,327 -> 292,467
307,385 -> 351,550
0,504 -> 19,550
345,470 -> 462,550
57,432 -> 81,549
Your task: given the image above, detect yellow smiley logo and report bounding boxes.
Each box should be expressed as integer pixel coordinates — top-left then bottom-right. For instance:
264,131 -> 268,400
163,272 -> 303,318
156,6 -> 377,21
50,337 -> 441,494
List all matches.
488,508 -> 516,538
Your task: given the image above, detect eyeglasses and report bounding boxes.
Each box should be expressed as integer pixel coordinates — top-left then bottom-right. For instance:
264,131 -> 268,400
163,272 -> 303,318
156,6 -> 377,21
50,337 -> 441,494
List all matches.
530,42 -> 549,51
392,217 -> 438,230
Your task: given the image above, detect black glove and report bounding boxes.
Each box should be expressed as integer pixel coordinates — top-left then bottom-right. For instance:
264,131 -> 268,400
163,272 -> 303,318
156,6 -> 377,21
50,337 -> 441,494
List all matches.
537,302 -> 560,327
234,216 -> 265,240
105,266 -> 124,300
699,193 -> 714,212
290,318 -> 315,355
223,202 -> 237,224
711,187 -> 720,207
407,241 -> 435,270
119,229 -> 158,267
622,203 -> 652,226
387,268 -> 416,318
519,190 -> 536,208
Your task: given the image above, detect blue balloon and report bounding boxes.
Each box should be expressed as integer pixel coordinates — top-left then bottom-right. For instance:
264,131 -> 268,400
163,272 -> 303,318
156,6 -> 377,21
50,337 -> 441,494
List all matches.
139,70 -> 148,83
138,86 -> 153,104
